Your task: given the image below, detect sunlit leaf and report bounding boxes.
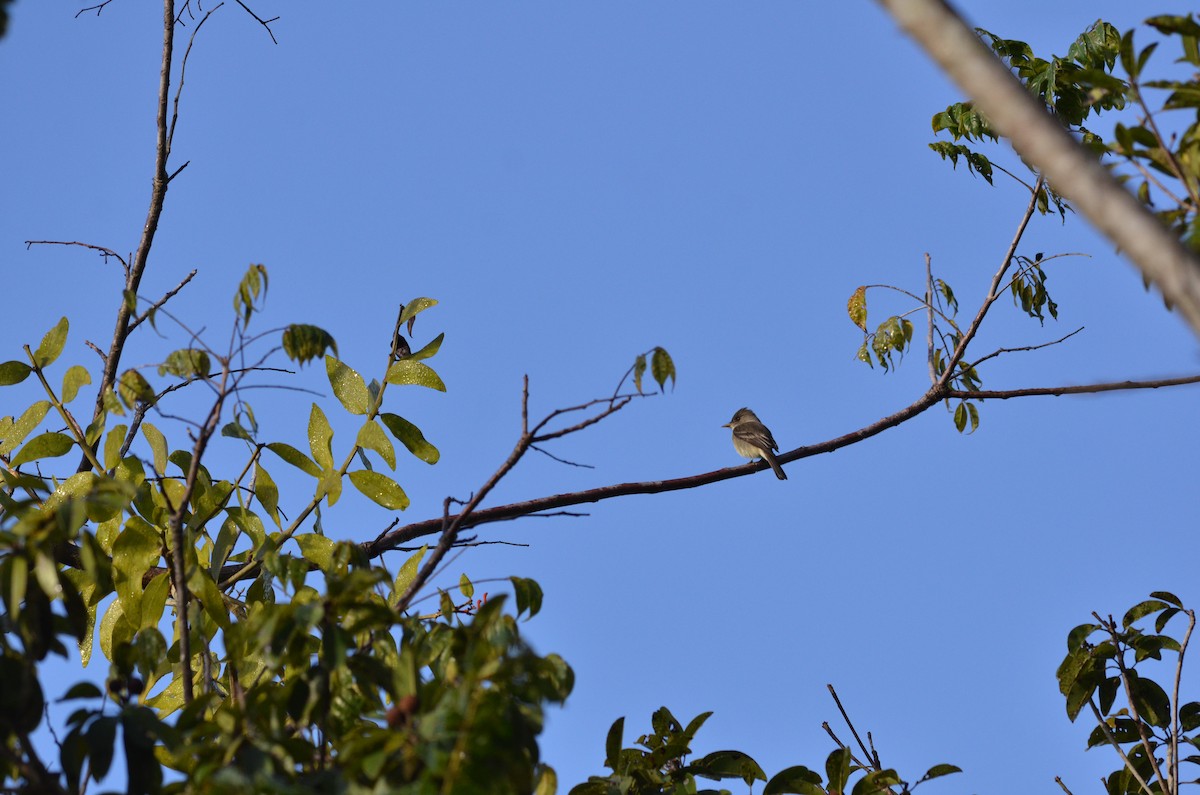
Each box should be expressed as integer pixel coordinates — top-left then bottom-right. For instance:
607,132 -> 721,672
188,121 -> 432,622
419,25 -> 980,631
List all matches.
347,470 -> 409,510
379,413 -> 439,464
10,431 -> 73,467
385,360 -> 446,391
0,360 -> 31,386
34,316 -> 69,368
326,355 -> 370,415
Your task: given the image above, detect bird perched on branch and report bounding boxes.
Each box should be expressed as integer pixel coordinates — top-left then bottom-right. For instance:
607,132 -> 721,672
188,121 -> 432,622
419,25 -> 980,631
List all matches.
722,407 -> 787,480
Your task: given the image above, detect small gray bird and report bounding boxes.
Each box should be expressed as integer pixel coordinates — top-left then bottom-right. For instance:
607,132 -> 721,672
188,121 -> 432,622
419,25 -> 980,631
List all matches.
722,407 -> 787,480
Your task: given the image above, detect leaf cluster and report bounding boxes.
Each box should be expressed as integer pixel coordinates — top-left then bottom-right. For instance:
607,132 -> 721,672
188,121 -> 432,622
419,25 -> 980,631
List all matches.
1057,592 -> 1199,795
569,707 -> 959,795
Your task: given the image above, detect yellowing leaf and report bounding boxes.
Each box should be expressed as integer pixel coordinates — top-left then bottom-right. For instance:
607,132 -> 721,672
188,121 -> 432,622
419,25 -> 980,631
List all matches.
61,365 -> 91,403
295,533 -> 336,572
326,355 -> 370,415
348,469 -> 409,510
385,360 -> 447,391
0,400 -> 51,456
34,316 -> 69,368
379,413 -> 439,464
356,420 -> 396,470
390,546 -> 427,606
266,442 -> 321,478
848,286 -> 868,331
307,404 -> 335,470
10,431 -> 73,467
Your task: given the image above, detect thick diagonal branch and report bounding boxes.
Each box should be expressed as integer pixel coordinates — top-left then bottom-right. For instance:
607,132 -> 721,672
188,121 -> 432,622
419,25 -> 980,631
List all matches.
876,0 -> 1200,338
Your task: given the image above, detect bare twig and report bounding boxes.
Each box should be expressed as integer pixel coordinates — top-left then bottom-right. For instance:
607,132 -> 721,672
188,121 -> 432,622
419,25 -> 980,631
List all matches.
530,444 -> 596,469
168,4 -> 222,156
233,0 -> 279,44
75,1 -> 117,18
945,373 -> 1200,400
129,268 -> 198,332
78,0 -> 177,475
938,174 -> 1045,387
25,240 -> 128,272
925,253 -> 936,384
827,685 -> 877,771
964,326 -> 1084,370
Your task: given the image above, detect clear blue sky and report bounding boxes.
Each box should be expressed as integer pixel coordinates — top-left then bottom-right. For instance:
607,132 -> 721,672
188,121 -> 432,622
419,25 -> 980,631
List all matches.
4,1 -> 1200,791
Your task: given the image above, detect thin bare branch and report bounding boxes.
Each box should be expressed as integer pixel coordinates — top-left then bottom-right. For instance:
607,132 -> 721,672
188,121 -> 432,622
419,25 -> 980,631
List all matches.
530,444 -> 596,469
79,0 -> 177,474
946,373 -> 1200,400
75,1 -> 116,18
168,4 -> 222,156
25,239 -> 128,271
965,326 -> 1084,370
129,268 -> 198,332
233,0 -> 279,44
827,685 -> 876,772
925,253 -> 936,384
938,174 -> 1045,387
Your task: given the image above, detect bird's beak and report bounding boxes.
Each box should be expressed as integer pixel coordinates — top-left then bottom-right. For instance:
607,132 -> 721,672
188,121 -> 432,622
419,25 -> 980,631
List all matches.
721,422 -> 731,428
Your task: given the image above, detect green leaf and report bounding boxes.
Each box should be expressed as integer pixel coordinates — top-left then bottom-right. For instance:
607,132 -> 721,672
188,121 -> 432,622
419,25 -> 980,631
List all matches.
379,413 -> 439,464
34,316 -> 69,368
459,572 -> 474,600
61,365 -> 91,403
117,369 -> 155,409
825,747 -> 852,794
348,470 -> 410,510
59,682 -> 104,701
1123,599 -> 1168,627
511,576 -> 543,619
326,355 -> 370,415
633,354 -> 647,393
233,263 -> 268,328
98,598 -> 133,665
650,347 -> 675,392
221,421 -> 253,441
1150,590 -> 1183,608
356,420 -> 396,470
390,546 -> 427,607
141,423 -> 168,474
282,324 -> 337,367
1129,674 -> 1172,728
295,534 -> 336,572
764,765 -> 826,795
266,442 -> 322,478
398,297 -> 438,327
0,360 -> 32,386
922,763 -> 962,780
254,463 -> 281,527
604,717 -> 624,769
112,517 -> 161,630
385,360 -> 447,391
104,424 -> 129,470
10,431 -> 74,467
411,332 -> 444,361
308,403 -> 335,471
692,750 -> 767,785
0,400 -> 51,456
157,349 -> 210,378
